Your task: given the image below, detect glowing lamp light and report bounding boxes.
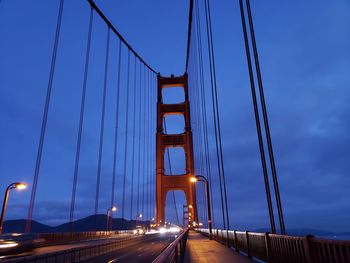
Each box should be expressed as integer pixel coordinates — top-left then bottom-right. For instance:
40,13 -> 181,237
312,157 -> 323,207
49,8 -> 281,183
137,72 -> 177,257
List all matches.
111,206 -> 117,212
188,205 -> 193,209
190,177 -> 198,183
15,183 -> 27,190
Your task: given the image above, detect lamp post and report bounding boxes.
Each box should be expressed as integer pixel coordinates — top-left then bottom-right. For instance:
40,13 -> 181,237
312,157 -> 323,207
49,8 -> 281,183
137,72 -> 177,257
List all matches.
0,182 -> 27,234
106,206 -> 117,233
190,175 -> 212,239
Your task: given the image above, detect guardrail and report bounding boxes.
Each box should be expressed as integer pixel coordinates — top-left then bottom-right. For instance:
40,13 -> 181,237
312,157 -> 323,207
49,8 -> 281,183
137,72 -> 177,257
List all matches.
196,228 -> 350,263
153,229 -> 189,263
39,230 -> 134,244
7,234 -> 150,263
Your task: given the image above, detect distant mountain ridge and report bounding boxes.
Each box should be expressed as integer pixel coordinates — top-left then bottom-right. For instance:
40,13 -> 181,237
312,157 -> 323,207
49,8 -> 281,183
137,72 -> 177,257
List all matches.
4,217 -> 349,238
3,214 -> 149,233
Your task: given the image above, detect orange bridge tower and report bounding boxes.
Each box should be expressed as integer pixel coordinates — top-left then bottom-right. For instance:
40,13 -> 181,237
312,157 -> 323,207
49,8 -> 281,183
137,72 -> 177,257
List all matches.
156,74 -> 197,227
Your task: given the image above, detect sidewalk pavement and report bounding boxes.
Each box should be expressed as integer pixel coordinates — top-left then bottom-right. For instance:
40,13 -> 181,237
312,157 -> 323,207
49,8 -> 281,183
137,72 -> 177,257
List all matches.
184,231 -> 254,263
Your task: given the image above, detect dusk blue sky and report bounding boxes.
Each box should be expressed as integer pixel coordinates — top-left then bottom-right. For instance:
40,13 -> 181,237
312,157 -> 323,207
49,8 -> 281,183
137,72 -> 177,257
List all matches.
0,0 -> 349,234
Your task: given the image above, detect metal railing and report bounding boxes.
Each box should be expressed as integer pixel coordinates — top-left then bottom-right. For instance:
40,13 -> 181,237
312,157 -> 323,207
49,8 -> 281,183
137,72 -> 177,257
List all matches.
196,228 -> 350,263
7,234 -> 151,263
153,229 -> 189,263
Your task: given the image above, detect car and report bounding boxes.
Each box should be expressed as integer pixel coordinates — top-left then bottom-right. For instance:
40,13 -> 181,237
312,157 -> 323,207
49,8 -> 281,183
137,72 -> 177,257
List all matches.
133,226 -> 146,235
0,233 -> 45,256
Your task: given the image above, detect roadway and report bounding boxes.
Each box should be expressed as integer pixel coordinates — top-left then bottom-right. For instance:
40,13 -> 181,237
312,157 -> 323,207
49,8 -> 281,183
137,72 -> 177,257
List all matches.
0,233 -> 176,262
82,233 -> 176,262
0,234 -> 134,261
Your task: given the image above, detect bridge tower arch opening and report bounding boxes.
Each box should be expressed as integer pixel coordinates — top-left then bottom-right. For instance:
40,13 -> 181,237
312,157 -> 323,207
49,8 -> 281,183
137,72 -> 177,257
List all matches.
156,74 -> 197,227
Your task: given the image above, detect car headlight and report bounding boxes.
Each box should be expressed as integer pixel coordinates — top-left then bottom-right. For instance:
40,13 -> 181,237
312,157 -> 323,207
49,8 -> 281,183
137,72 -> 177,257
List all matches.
159,227 -> 167,234
0,241 -> 18,249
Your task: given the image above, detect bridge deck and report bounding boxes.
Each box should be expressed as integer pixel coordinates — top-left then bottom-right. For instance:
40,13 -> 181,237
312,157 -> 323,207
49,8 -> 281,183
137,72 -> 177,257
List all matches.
184,231 -> 253,263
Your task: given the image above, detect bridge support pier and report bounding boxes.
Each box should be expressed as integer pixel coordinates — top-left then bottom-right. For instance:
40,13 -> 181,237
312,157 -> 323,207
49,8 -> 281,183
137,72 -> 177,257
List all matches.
156,74 -> 197,227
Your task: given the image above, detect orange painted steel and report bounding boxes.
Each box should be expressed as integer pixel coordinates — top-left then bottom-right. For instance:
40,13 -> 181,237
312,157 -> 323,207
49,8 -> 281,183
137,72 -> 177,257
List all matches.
156,74 -> 197,227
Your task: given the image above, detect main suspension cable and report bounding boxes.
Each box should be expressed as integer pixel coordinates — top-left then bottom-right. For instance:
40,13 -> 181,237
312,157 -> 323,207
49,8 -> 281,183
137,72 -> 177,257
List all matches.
86,0 -> 158,74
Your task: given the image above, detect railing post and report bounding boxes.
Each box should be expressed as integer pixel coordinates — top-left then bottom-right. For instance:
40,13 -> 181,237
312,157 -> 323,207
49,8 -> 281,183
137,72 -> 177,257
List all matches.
234,230 -> 238,252
246,231 -> 252,258
226,229 -> 230,247
303,235 -> 314,263
264,232 -> 271,263
175,243 -> 179,262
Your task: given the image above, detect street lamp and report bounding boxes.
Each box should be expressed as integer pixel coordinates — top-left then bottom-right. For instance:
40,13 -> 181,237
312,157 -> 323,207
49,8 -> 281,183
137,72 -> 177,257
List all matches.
0,182 -> 27,234
136,213 -> 143,227
190,175 -> 213,240
106,206 -> 117,233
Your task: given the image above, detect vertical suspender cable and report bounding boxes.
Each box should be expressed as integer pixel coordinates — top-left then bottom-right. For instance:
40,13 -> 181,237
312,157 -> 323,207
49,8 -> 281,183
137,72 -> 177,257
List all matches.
152,76 -> 157,219
122,50 -> 131,225
26,0 -> 65,233
95,27 -> 110,216
206,0 -> 231,231
130,56 -> 137,220
111,40 -> 122,210
238,0 -> 276,233
148,71 -> 153,221
194,0 -> 214,227
245,0 -> 285,234
136,61 -> 142,219
141,67 -> 146,219
145,70 -> 149,220
203,0 -> 229,231
70,7 -> 94,226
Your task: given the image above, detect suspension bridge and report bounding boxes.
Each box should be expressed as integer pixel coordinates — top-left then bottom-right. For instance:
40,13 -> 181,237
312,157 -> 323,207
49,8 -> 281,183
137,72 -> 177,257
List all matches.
0,0 -> 349,262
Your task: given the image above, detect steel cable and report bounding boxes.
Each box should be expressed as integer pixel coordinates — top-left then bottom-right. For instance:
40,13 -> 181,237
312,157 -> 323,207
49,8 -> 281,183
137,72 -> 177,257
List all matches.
121,50 -> 131,227
111,40 -> 122,212
194,0 -> 215,227
94,27 -> 110,216
69,7 -> 94,226
26,0 -> 65,232
238,0 -> 276,233
245,0 -> 285,234
130,55 -> 137,220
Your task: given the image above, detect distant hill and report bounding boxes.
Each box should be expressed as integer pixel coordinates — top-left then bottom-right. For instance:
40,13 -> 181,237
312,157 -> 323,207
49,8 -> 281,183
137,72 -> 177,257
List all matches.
3,215 -> 149,233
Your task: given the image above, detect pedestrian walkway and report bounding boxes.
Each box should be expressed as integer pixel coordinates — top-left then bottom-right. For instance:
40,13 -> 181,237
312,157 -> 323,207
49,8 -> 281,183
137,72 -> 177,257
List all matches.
184,231 -> 253,263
